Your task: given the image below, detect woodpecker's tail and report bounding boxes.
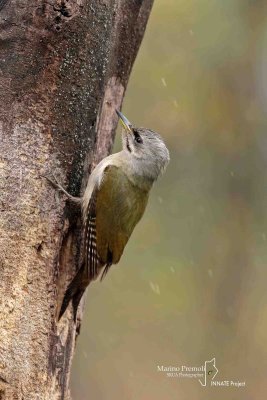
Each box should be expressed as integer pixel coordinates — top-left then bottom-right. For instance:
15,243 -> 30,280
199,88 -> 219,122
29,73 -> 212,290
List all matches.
58,265 -> 88,321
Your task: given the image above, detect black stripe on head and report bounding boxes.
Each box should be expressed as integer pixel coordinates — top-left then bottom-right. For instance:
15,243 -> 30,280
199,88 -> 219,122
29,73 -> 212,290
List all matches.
126,137 -> 132,152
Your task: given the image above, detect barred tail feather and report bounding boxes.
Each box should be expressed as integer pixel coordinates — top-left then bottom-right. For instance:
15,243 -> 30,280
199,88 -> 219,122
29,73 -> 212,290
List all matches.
58,265 -> 88,321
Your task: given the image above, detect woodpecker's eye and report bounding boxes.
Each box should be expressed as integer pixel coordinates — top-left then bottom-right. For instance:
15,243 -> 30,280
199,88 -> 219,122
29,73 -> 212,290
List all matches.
133,130 -> 143,144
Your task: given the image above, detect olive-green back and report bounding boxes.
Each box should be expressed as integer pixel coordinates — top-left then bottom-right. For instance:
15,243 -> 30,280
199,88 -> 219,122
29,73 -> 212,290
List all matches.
96,165 -> 149,264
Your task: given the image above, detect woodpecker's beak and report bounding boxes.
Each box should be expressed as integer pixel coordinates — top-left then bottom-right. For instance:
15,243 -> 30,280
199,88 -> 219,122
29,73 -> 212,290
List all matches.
116,109 -> 132,132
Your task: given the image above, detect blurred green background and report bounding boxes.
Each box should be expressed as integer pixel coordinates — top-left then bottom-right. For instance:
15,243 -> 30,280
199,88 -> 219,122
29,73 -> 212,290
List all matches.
71,0 -> 267,398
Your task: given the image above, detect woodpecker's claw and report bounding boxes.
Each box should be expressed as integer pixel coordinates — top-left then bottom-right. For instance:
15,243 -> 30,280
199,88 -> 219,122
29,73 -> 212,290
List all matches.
42,173 -> 81,205
44,173 -> 63,190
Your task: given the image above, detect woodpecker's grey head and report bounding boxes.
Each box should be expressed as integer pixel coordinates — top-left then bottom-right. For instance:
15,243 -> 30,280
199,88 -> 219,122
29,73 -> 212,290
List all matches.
116,110 -> 170,182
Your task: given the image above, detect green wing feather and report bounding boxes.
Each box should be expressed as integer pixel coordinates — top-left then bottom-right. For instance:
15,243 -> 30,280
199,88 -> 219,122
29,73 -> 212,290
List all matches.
84,165 -> 149,281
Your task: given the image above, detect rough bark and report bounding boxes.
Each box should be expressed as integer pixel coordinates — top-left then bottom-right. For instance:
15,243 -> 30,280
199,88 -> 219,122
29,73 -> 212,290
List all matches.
0,1 -> 153,399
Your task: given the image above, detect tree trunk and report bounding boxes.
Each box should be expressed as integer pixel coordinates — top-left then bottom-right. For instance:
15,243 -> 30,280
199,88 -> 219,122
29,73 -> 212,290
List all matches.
0,1 -> 153,398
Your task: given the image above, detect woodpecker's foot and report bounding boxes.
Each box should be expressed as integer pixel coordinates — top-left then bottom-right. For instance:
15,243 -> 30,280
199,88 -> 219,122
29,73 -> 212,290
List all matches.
43,173 -> 81,205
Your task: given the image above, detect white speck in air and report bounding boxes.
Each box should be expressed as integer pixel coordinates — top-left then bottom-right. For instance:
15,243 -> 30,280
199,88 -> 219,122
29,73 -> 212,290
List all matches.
161,77 -> 167,87
149,281 -> 161,295
158,196 -> 163,204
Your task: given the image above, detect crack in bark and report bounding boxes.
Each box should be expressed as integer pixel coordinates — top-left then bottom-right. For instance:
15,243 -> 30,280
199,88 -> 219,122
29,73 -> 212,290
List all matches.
53,4 -> 72,18
0,376 -> 8,384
